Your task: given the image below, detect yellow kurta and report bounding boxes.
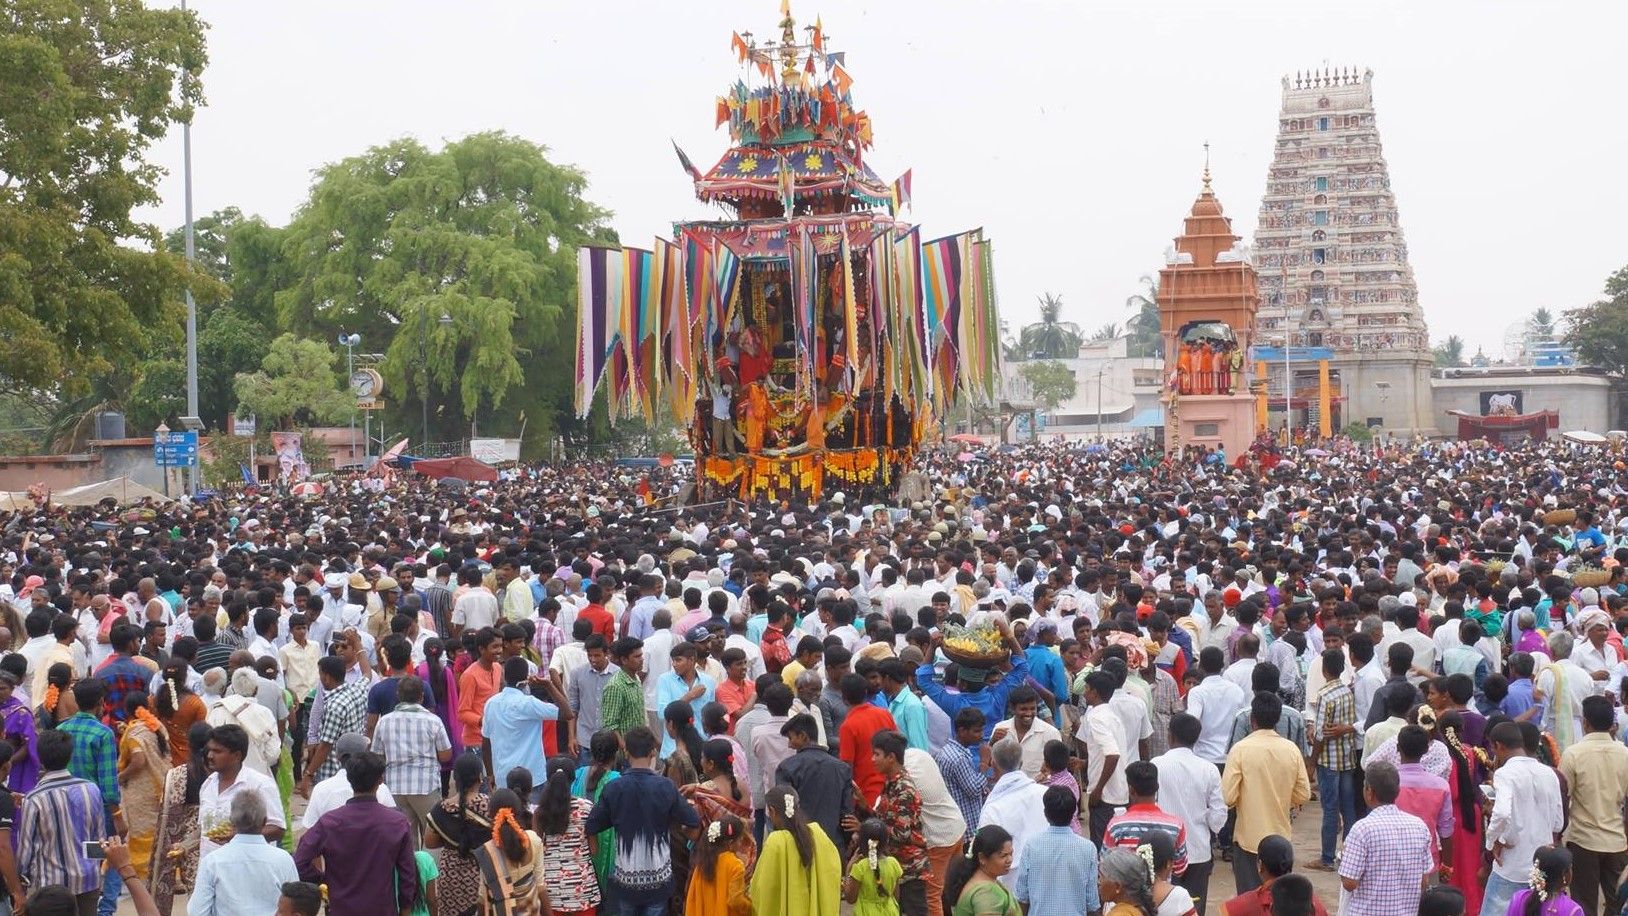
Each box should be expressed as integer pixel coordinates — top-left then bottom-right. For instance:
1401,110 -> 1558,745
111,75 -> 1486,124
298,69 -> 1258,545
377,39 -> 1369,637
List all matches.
686,849 -> 752,916
748,828 -> 841,916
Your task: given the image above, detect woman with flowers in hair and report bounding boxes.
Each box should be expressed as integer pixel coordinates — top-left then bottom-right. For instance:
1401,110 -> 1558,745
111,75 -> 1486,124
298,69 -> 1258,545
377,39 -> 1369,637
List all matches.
1098,847 -> 1158,916
682,739 -> 758,876
152,658 -> 206,766
1507,845 -> 1582,916
943,824 -> 1018,916
687,812 -> 752,916
32,661 -> 76,730
474,787 -> 548,915
843,818 -> 901,916
116,690 -> 172,881
750,784 -> 841,916
1438,710 -> 1486,916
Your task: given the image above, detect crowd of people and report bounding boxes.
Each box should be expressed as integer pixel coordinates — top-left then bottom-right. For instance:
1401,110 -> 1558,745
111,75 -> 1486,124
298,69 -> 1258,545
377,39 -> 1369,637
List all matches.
1,435 -> 1628,916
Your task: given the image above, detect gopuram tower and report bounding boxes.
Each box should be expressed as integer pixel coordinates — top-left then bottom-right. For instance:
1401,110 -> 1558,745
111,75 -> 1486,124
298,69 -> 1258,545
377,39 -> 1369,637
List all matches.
1252,67 -> 1435,436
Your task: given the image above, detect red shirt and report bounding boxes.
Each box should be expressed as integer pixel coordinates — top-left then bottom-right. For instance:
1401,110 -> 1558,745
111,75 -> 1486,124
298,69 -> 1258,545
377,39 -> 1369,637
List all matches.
716,678 -> 756,730
1222,877 -> 1329,916
761,624 -> 791,674
840,703 -> 898,808
578,604 -> 616,643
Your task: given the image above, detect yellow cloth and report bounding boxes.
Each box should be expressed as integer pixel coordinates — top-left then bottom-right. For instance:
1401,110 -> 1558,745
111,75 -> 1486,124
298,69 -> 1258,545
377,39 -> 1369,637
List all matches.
117,723 -> 172,881
1559,732 -> 1628,851
686,849 -> 752,916
749,827 -> 841,916
1221,728 -> 1310,853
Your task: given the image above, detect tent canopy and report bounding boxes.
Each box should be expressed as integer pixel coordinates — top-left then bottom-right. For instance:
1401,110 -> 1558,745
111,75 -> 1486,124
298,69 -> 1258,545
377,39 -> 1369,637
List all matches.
52,477 -> 172,507
411,456 -> 498,483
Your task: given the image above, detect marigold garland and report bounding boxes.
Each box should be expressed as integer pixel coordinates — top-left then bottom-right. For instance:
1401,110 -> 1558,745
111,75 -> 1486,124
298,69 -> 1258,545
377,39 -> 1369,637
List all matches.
491,808 -> 529,851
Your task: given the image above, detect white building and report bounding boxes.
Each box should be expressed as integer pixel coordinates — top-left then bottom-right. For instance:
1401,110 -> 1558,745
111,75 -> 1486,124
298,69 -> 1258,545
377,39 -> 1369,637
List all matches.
1007,336 -> 1164,440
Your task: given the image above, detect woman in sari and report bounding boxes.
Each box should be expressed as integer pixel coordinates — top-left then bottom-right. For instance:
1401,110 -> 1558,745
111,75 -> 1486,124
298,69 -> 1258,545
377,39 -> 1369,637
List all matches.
116,691 -> 171,882
750,785 -> 842,916
571,730 -> 621,908
150,722 -> 211,916
0,671 -> 39,793
683,739 -> 758,877
425,753 -> 490,916
417,637 -> 462,793
473,788 -> 547,916
153,659 -> 207,766
1439,712 -> 1485,916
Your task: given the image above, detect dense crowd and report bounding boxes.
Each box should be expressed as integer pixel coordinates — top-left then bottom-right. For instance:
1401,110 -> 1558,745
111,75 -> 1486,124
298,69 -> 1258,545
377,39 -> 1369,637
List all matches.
3,436 -> 1628,916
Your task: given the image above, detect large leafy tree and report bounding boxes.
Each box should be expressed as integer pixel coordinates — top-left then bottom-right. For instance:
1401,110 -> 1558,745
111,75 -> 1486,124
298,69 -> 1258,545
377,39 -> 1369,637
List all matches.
1565,265 -> 1628,376
233,334 -> 352,428
268,132 -> 614,445
1017,293 -> 1083,359
1018,360 -> 1078,412
0,0 -> 209,394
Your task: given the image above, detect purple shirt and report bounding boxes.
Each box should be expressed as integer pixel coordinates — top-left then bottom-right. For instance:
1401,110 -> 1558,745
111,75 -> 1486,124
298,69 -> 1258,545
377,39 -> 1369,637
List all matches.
295,796 -> 417,912
1394,763 -> 1454,861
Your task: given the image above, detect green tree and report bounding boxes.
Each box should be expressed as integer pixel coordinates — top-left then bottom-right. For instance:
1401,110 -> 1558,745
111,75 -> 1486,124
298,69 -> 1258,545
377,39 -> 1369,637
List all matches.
1018,360 -> 1078,412
1432,334 -> 1466,368
0,0 -> 209,395
1343,420 -> 1375,442
267,132 -> 614,447
1017,293 -> 1083,359
1565,265 -> 1628,375
1124,274 -> 1162,358
1089,322 -> 1120,342
232,334 -> 353,428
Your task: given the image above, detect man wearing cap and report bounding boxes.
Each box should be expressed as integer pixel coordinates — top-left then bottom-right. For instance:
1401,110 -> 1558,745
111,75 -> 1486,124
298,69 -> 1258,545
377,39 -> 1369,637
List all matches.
300,732 -> 398,828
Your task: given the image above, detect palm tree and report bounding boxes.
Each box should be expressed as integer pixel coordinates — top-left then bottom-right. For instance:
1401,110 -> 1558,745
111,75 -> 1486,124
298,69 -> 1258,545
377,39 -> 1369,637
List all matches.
1124,274 -> 1162,358
1529,307 -> 1558,341
1017,293 -> 1084,359
1089,322 -> 1121,341
1432,334 -> 1466,368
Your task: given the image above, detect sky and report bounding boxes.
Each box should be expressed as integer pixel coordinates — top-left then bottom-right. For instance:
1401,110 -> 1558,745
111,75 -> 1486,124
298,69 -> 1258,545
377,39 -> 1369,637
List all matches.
145,0 -> 1628,359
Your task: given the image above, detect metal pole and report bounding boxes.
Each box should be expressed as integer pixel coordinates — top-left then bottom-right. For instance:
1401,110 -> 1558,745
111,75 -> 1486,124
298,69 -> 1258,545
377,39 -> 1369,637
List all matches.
419,308 -> 429,448
180,0 -> 198,493
347,342 -> 355,465
1096,369 -> 1104,440
1282,264 -> 1291,441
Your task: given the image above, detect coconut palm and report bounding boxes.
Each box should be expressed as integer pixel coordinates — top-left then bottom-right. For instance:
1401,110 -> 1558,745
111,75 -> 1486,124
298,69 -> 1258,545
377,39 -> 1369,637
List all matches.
1529,307 -> 1557,341
1089,323 -> 1121,341
1017,293 -> 1083,359
1124,275 -> 1162,358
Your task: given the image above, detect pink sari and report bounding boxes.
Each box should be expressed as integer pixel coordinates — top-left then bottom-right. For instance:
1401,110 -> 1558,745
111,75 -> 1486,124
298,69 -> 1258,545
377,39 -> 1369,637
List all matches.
417,659 -> 463,768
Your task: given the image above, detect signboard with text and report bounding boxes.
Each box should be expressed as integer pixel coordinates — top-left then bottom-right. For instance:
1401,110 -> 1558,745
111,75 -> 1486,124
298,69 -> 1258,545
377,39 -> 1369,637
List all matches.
153,431 -> 198,467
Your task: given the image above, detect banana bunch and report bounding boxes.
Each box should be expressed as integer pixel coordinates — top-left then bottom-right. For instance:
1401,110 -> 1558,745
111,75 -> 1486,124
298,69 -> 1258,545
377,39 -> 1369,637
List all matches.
944,624 -> 1003,655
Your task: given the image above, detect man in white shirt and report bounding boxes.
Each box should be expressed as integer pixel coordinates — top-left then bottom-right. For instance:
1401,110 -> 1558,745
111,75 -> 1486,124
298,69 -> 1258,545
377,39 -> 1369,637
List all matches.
1153,712 -> 1229,916
1185,647 -> 1248,767
640,610 -> 678,733
978,737 -> 1049,890
1223,634 -> 1261,693
1076,670 -> 1132,844
199,724 -> 287,859
903,746 -> 968,904
1535,630 -> 1595,753
300,733 -> 397,828
990,686 -> 1061,780
1481,721 -> 1564,916
450,567 -> 500,640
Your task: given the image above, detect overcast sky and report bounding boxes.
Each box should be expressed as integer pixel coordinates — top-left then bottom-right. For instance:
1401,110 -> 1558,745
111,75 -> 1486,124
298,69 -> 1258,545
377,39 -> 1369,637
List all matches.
146,0 -> 1627,359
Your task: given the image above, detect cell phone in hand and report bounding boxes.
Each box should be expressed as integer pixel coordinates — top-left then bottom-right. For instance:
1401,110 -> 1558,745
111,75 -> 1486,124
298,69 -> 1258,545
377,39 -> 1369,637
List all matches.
82,840 -> 105,859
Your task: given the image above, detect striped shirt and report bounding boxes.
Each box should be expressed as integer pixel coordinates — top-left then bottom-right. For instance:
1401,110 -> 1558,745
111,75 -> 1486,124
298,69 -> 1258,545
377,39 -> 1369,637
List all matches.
58,712 -> 119,809
1103,802 -> 1188,875
17,771 -> 107,894
372,703 -> 451,796
933,742 -> 984,842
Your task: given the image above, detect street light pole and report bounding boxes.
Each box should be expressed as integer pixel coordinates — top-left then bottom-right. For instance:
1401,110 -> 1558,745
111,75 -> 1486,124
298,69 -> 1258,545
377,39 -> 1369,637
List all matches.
419,308 -> 429,450
1096,368 -> 1105,440
180,0 -> 198,492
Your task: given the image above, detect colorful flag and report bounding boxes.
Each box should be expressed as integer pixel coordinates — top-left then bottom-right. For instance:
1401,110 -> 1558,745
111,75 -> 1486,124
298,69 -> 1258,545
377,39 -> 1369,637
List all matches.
673,141 -> 701,181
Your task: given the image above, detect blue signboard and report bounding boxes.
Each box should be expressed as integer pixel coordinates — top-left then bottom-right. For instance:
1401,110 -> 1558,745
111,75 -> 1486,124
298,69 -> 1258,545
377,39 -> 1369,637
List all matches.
153,431 -> 199,467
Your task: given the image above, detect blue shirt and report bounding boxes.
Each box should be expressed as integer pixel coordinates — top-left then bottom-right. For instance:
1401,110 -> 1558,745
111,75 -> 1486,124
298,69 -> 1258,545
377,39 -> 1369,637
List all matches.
189,832 -> 299,916
886,688 -> 930,751
1501,678 -> 1536,721
746,613 -> 769,645
916,653 -> 1030,740
479,686 -> 558,780
654,670 -> 717,757
626,595 -> 664,640
1013,825 -> 1101,915
1025,646 -> 1069,720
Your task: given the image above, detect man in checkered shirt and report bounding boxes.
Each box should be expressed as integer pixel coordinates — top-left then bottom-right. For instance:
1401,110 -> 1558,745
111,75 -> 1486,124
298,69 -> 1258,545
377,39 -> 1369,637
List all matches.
371,674 -> 451,844
301,656 -> 369,793
1338,760 -> 1433,916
